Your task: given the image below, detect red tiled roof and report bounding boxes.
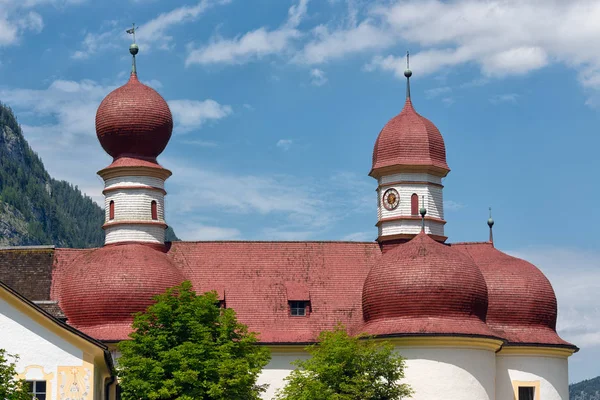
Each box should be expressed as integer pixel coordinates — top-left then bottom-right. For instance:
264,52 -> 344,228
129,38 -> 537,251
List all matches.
371,98 -> 449,176
55,244 -> 185,341
96,73 -> 172,159
168,241 -> 380,343
47,239 -> 574,347
452,242 -> 575,348
101,156 -> 169,170
362,232 -> 497,338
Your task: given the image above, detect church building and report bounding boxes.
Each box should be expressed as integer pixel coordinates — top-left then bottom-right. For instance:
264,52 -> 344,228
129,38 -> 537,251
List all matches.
0,41 -> 577,400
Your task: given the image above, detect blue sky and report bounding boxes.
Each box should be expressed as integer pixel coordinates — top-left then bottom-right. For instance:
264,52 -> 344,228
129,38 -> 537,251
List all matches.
0,0 -> 599,382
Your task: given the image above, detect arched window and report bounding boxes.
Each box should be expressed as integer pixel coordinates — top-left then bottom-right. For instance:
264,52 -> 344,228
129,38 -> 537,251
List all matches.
411,193 -> 419,216
151,200 -> 158,220
109,200 -> 115,220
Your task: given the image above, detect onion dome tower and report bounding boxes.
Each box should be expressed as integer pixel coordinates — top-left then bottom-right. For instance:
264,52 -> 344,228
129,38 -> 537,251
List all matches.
371,52 -> 449,244
58,31 -> 185,340
95,36 -> 173,246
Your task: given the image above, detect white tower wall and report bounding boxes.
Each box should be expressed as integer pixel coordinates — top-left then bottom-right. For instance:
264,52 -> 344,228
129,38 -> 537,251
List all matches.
102,174 -> 167,245
377,172 -> 445,239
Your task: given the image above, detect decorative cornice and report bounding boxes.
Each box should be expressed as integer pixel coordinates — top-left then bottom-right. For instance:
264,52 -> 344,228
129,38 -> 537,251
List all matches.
379,180 -> 444,189
370,164 -> 450,179
102,185 -> 167,196
376,215 -> 447,227
98,166 -> 172,181
379,336 -> 504,352
497,345 -> 577,358
102,220 -> 167,230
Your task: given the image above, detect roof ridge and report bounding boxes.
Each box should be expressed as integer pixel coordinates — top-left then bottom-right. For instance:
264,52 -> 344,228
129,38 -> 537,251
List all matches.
0,245 -> 55,251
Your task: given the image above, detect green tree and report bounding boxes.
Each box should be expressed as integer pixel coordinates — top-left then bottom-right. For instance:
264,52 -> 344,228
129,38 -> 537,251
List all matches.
0,349 -> 31,400
117,281 -> 271,400
275,325 -> 413,400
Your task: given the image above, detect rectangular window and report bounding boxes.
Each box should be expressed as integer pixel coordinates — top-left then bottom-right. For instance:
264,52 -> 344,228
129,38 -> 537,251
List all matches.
290,301 -> 310,316
27,380 -> 46,400
518,386 -> 535,400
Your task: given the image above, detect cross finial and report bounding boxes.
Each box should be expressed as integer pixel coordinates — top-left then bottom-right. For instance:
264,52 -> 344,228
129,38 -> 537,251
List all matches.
488,207 -> 495,245
126,23 -> 139,75
404,50 -> 412,99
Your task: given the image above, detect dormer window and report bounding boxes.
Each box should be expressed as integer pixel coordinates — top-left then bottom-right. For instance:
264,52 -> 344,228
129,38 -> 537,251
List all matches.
289,301 -> 310,316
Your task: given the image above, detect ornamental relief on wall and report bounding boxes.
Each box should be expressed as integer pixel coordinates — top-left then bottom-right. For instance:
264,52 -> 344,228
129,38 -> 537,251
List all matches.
58,366 -> 92,400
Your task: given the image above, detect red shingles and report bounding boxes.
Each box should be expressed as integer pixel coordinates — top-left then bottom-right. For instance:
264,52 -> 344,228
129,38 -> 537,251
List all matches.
362,232 -> 497,338
371,98 -> 449,176
452,242 -> 574,347
56,243 -> 185,340
96,73 -> 172,159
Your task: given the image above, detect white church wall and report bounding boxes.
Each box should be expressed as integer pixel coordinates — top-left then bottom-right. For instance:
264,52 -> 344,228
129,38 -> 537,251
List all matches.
496,355 -> 569,400
0,297 -> 85,400
257,347 -> 495,400
397,346 -> 496,400
380,173 -> 442,186
258,351 -> 310,400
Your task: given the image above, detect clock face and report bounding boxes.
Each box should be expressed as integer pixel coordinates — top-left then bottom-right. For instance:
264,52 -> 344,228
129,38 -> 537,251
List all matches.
382,188 -> 400,211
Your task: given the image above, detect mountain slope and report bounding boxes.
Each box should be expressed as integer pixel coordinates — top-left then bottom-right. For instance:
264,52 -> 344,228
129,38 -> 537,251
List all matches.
0,103 -> 178,247
571,376 -> 600,400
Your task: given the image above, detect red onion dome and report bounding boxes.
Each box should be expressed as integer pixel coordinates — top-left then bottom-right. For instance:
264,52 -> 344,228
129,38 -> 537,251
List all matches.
453,243 -> 575,347
95,73 -> 173,159
362,232 -> 497,337
371,98 -> 449,177
58,244 -> 185,341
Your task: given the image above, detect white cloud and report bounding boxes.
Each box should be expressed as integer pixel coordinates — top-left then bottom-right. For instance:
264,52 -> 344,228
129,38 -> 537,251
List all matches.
341,231 -> 373,241
185,0 -> 308,66
310,68 -> 328,86
71,0 -> 230,59
177,223 -> 241,240
276,139 -> 293,151
444,200 -> 464,211
168,99 -> 232,133
425,86 -> 451,99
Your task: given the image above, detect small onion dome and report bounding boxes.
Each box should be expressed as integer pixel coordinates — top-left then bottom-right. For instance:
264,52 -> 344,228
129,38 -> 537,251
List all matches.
453,243 -> 576,348
95,73 -> 173,160
370,98 -> 449,177
362,232 -> 497,338
58,243 -> 185,341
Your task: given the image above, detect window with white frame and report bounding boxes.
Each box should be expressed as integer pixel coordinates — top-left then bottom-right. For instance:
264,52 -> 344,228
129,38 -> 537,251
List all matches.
27,380 -> 46,400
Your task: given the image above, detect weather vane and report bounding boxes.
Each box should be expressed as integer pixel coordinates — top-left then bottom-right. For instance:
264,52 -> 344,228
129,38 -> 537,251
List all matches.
126,23 -> 136,43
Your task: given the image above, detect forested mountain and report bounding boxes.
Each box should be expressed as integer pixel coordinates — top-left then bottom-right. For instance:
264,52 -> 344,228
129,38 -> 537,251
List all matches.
571,376 -> 600,400
0,103 -> 178,247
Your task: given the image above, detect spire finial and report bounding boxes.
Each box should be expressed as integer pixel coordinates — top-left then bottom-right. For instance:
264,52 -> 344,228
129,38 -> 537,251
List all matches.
126,23 -> 139,75
419,195 -> 427,233
488,207 -> 495,245
404,50 -> 412,99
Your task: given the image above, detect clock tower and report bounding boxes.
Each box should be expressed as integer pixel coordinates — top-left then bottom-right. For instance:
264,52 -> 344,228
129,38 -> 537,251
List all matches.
370,54 -> 449,244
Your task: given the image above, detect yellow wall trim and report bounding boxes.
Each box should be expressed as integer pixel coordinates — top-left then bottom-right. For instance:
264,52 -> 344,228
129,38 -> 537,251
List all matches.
265,336 -> 504,353
498,346 -> 576,358
17,365 -> 54,399
512,380 -> 541,400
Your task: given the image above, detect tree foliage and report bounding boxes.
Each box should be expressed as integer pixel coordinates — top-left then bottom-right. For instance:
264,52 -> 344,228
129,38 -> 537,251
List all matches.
0,349 -> 31,400
117,281 -> 271,400
275,325 -> 413,400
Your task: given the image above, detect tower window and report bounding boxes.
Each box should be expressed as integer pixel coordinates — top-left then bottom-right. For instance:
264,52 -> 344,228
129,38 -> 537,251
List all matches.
411,193 -> 419,216
518,387 -> 534,400
27,380 -> 46,400
109,200 -> 115,220
289,301 -> 310,316
151,200 -> 158,220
